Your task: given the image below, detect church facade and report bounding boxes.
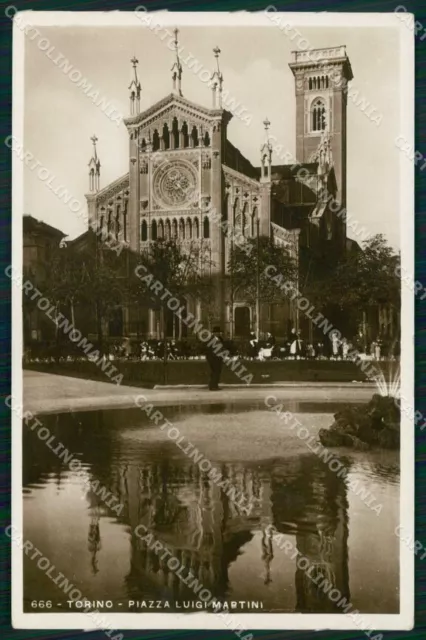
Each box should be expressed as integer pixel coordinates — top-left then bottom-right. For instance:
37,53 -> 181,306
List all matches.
84,36 -> 353,341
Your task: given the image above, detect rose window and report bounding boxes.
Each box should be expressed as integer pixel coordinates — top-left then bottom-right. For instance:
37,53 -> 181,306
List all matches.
153,160 -> 198,209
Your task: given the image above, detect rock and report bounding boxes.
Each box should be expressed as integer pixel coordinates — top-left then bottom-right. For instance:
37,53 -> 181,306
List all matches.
344,434 -> 370,451
321,394 -> 400,450
369,394 -> 400,424
377,428 -> 399,450
318,428 -> 346,448
330,421 -> 348,433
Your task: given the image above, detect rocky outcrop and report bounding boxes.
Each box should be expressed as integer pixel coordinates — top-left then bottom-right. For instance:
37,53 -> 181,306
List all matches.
319,394 -> 400,450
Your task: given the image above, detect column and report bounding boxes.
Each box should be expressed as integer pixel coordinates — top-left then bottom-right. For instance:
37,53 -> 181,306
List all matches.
128,131 -> 140,252
148,309 -> 156,339
210,120 -> 224,329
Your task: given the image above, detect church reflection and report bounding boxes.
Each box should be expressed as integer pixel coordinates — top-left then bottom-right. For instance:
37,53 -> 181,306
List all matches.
115,454 -> 350,610
23,408 -> 391,612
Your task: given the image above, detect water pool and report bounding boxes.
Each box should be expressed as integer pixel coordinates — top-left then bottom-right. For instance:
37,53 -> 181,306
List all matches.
23,402 -> 399,614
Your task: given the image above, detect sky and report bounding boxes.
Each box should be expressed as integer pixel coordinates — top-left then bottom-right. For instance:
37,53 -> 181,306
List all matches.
23,21 -> 401,248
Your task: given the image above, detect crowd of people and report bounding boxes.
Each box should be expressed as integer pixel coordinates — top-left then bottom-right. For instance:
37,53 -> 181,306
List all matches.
24,329 -> 399,364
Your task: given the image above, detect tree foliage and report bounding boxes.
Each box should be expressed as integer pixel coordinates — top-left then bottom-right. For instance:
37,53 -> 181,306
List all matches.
304,234 -> 400,316
129,239 -> 214,310
44,235 -> 127,347
228,236 -> 297,304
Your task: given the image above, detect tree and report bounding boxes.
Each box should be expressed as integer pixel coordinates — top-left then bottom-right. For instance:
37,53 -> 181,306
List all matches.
331,234 -> 400,312
304,234 -> 401,340
44,245 -> 87,327
228,235 -> 297,305
79,243 -> 128,350
44,235 -> 128,351
129,239 -> 214,338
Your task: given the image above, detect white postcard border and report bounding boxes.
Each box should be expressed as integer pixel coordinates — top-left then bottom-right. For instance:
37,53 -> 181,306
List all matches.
11,9 -> 415,631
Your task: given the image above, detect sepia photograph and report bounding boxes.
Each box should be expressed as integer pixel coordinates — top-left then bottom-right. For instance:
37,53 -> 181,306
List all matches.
10,9 -> 414,633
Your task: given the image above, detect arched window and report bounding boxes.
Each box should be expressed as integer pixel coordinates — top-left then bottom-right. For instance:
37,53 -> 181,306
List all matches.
179,218 -> 185,239
251,206 -> 258,237
311,98 -> 326,132
158,219 -> 164,239
115,208 -> 120,240
242,203 -> 248,237
313,77 -> 317,90
162,123 -> 170,150
140,138 -> 146,152
194,218 -> 199,239
172,117 -> 179,149
326,76 -> 329,89
172,219 -> 178,239
165,219 -> 171,240
141,220 -> 147,241
152,129 -> 160,151
191,126 -> 199,147
182,122 -> 189,148
233,198 -> 239,228
308,78 -> 312,90
203,217 -> 210,239
186,218 -> 192,239
151,219 -> 157,241
203,131 -> 210,147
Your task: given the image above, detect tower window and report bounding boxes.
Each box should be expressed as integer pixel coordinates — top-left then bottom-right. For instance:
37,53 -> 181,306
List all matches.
311,98 -> 326,132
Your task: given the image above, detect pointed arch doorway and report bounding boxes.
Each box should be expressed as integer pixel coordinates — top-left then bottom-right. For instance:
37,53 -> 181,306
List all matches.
234,305 -> 251,337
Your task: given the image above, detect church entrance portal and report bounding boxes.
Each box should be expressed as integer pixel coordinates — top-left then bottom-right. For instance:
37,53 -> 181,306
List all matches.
234,306 -> 251,337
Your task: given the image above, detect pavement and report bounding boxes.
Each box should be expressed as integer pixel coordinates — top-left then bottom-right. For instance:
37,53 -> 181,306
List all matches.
22,370 -> 377,416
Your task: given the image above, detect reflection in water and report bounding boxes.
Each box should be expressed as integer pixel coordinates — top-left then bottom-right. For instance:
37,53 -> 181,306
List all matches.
23,405 -> 399,613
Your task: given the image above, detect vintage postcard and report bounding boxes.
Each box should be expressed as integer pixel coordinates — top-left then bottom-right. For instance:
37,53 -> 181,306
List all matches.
11,8 -> 414,634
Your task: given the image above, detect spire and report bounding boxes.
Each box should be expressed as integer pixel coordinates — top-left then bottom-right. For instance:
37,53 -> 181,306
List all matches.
260,118 -> 273,182
129,55 -> 141,115
88,135 -> 100,193
211,46 -> 223,108
171,28 -> 183,96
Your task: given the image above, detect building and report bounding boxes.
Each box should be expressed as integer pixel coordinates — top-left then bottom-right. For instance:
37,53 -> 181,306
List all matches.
23,214 -> 66,342
82,36 -> 354,341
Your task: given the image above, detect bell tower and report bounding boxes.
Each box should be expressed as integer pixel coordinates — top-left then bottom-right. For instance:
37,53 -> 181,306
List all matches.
289,46 -> 353,209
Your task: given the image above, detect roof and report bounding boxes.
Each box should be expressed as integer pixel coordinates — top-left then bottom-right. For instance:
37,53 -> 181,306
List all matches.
224,140 -> 259,180
346,237 -> 362,253
272,203 -> 315,230
271,163 -> 319,179
123,92 -> 233,129
85,173 -> 129,205
23,215 -> 66,238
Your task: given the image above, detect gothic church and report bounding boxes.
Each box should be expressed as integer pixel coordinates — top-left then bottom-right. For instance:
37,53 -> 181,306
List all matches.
84,33 -> 353,340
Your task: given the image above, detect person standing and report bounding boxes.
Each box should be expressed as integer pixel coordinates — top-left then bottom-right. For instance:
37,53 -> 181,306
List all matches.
248,331 -> 259,359
205,326 -> 224,390
331,332 -> 340,358
265,331 -> 275,347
